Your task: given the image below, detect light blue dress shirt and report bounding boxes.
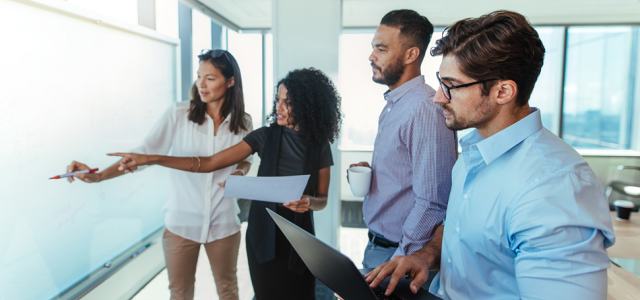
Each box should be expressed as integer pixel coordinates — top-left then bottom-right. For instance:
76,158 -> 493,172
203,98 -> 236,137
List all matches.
429,108 -> 615,299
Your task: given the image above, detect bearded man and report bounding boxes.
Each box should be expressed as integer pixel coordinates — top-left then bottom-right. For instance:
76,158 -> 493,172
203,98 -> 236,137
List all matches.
347,9 -> 457,271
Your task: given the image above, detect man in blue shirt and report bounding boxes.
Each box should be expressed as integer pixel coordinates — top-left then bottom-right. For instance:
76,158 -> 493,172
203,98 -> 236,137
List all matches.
365,10 -> 615,299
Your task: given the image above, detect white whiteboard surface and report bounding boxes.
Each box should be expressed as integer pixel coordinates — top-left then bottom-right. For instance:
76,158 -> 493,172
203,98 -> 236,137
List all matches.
0,1 -> 176,299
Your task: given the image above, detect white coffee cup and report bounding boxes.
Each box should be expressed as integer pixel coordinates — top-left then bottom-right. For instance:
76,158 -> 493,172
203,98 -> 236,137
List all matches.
348,166 -> 372,197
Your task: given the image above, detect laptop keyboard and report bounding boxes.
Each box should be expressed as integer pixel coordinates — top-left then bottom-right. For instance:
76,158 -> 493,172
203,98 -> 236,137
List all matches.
372,285 -> 403,300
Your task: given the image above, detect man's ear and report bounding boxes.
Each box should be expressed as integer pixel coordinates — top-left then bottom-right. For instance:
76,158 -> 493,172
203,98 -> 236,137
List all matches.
495,80 -> 518,105
227,76 -> 235,88
404,46 -> 420,65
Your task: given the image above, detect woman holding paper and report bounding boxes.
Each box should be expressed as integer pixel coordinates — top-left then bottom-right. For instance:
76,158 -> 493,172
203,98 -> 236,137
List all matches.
66,50 -> 251,300
110,68 -> 342,300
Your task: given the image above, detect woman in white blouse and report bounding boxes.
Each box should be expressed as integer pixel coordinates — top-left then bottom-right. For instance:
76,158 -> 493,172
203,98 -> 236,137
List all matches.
64,49 -> 252,300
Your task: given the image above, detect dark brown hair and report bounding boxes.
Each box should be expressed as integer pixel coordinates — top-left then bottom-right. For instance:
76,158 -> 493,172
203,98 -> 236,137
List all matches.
381,9 -> 434,62
188,50 -> 248,134
431,10 -> 545,106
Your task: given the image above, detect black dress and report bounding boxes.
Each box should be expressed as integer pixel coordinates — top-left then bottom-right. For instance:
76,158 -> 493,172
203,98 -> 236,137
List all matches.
243,125 -> 333,300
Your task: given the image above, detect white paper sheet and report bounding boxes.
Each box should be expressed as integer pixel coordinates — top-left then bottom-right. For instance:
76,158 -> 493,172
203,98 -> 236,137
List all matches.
223,175 -> 311,203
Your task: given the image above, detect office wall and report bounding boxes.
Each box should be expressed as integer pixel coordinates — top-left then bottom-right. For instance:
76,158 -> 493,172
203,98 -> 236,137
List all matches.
0,1 -> 177,299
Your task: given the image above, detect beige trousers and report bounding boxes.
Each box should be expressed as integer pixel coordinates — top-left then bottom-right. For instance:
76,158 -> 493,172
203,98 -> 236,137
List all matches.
162,228 -> 241,300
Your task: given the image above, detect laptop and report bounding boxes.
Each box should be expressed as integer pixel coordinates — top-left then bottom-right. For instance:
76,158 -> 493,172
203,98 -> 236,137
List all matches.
266,208 -> 439,300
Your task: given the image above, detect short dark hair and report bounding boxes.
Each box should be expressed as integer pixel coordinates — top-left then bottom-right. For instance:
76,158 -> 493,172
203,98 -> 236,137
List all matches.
431,10 -> 545,107
380,9 -> 434,61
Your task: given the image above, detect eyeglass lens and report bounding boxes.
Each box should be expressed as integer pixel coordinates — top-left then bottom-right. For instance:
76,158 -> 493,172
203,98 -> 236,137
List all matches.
436,72 -> 451,100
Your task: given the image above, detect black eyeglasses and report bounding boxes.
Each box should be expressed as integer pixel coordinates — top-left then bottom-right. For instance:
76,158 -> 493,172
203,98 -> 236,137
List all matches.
436,71 -> 499,100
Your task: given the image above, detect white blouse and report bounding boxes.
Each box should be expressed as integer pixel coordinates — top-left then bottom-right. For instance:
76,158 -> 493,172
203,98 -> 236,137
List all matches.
131,101 -> 253,243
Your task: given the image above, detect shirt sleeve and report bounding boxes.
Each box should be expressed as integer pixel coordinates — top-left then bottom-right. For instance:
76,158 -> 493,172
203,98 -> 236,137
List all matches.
318,142 -> 334,169
240,114 -> 254,164
394,99 -> 457,257
243,126 -> 268,157
129,104 -> 178,171
509,172 -> 615,300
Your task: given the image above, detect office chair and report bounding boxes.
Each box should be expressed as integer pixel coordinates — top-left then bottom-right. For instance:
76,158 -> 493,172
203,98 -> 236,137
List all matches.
606,165 -> 640,212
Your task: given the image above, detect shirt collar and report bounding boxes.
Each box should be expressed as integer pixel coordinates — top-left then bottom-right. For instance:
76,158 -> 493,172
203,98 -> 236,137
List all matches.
222,113 -> 232,124
460,107 -> 543,167
206,113 -> 232,124
383,75 -> 425,105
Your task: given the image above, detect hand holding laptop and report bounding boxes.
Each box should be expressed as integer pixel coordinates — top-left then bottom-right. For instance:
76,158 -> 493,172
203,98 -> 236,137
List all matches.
267,208 -> 436,300
335,253 -> 432,300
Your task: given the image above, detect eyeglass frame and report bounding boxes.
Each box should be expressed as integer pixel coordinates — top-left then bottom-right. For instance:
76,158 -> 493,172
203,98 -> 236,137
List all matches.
436,71 -> 499,100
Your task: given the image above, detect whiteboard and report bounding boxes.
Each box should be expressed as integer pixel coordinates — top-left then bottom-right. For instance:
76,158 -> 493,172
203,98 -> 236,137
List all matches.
0,1 -> 176,299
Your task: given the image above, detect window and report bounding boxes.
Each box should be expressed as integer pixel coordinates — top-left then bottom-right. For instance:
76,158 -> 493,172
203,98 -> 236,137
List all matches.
191,9 -> 212,77
339,32 -> 388,150
264,33 -> 274,123
155,0 -> 179,39
562,26 -> 640,150
530,27 -> 565,135
227,31 -> 266,128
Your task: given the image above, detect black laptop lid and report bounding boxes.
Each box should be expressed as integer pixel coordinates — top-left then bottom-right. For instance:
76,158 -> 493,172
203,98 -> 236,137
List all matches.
266,208 -> 378,300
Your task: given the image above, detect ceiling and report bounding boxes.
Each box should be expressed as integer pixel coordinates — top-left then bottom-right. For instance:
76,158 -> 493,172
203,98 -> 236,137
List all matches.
195,0 -> 640,30
198,0 -> 270,29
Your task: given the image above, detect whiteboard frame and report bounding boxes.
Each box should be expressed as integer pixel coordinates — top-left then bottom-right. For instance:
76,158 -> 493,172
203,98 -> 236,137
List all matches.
53,228 -> 165,300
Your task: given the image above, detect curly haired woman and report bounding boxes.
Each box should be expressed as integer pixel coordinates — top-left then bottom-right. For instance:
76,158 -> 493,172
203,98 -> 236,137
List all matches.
110,68 -> 342,299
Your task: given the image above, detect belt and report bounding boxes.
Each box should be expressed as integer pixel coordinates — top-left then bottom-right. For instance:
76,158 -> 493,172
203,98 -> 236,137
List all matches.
368,231 -> 399,248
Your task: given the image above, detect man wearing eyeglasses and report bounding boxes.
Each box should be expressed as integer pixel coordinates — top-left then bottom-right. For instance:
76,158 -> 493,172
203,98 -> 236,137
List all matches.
365,10 -> 615,299
347,9 -> 458,271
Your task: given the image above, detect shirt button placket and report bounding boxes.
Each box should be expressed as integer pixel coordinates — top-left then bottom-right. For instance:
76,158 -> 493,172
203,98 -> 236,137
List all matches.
202,120 -> 214,243
444,250 -> 453,295
203,183 -> 211,241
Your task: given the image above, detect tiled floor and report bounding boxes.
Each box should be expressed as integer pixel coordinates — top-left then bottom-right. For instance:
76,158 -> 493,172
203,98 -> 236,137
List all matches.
132,224 -> 369,300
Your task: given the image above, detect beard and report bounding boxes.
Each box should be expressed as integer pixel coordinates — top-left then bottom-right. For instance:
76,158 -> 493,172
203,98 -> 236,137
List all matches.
372,55 -> 405,86
442,96 -> 494,131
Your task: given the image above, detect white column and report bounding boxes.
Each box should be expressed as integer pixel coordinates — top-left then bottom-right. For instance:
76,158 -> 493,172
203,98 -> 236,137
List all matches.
273,0 -> 342,247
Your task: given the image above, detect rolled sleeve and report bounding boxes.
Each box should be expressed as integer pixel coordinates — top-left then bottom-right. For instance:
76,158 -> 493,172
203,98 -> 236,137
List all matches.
509,172 -> 615,300
394,100 -> 457,256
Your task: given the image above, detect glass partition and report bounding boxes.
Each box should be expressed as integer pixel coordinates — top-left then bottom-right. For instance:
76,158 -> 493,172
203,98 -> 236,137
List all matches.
228,31 -> 265,128
562,26 -> 639,149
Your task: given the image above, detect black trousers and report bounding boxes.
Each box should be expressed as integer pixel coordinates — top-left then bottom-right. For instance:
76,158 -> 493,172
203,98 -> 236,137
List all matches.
246,207 -> 316,300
